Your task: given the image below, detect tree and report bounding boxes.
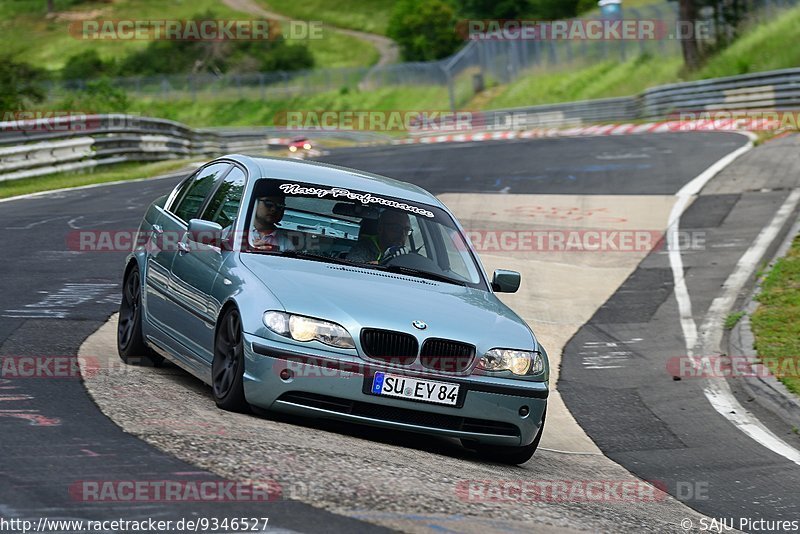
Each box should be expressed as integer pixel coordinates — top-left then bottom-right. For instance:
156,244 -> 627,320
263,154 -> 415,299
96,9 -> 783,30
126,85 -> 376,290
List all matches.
0,57 -> 45,111
458,0 -> 531,18
59,78 -> 130,113
679,0 -> 701,70
528,0 -> 580,20
457,0 -> 582,19
388,0 -> 462,61
62,50 -> 114,81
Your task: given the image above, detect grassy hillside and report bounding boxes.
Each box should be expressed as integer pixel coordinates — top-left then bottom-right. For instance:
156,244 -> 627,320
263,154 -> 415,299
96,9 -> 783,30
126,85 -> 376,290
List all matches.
695,6 -> 800,77
478,4 -> 800,110
0,0 -> 378,71
257,0 -> 396,35
126,3 -> 800,127
113,3 -> 800,129
11,1 -> 800,131
130,85 -> 453,128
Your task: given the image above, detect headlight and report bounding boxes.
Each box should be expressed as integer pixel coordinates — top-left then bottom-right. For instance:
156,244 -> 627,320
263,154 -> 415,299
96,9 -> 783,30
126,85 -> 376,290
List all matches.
478,348 -> 544,376
303,143 -> 311,150
289,145 -> 298,152
263,311 -> 355,349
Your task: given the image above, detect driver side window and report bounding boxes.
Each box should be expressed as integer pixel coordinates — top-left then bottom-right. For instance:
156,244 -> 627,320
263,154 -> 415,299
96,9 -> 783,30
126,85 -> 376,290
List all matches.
200,167 -> 246,227
171,163 -> 231,223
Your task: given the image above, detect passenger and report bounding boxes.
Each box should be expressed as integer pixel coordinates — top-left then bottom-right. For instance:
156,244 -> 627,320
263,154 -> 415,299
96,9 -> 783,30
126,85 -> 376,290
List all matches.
348,209 -> 411,263
249,186 -> 295,251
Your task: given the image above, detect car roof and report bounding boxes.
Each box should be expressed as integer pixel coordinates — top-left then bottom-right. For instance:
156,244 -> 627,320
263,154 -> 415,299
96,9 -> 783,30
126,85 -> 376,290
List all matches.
223,154 -> 446,209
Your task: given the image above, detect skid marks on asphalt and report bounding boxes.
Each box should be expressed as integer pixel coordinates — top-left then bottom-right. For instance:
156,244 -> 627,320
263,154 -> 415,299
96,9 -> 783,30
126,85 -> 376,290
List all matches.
2,283 -> 118,319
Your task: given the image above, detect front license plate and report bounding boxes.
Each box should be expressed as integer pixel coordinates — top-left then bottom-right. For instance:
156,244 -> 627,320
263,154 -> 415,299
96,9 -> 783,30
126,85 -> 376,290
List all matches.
371,372 -> 460,406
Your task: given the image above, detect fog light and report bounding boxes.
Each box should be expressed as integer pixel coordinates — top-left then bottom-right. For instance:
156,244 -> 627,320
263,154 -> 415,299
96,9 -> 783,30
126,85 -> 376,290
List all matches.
519,405 -> 530,417
280,368 -> 293,381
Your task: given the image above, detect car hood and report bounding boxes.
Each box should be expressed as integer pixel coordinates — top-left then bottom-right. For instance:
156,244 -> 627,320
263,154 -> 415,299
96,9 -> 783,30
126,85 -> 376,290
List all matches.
240,254 -> 537,351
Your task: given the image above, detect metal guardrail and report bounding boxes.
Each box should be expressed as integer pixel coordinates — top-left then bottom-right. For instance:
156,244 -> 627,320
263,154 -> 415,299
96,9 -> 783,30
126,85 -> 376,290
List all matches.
4,66 -> 800,181
640,67 -> 800,117
470,97 -> 638,131
423,67 -> 800,134
0,115 -> 265,182
0,114 -> 386,182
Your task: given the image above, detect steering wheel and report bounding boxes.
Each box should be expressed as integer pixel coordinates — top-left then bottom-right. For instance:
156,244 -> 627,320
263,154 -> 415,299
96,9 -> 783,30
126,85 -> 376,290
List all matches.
380,244 -> 430,266
379,245 -> 408,265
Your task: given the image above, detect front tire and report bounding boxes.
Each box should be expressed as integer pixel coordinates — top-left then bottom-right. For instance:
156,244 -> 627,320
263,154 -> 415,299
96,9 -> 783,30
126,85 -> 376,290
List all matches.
117,265 -> 163,366
467,407 -> 546,465
212,308 -> 249,413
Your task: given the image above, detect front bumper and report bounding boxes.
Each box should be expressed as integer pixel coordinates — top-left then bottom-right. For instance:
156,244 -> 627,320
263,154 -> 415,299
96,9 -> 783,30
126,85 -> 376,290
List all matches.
242,333 -> 548,446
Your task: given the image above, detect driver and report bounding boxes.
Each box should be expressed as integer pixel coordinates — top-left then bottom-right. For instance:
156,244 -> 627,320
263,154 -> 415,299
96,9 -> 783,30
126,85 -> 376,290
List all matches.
348,209 -> 410,264
249,184 -> 295,251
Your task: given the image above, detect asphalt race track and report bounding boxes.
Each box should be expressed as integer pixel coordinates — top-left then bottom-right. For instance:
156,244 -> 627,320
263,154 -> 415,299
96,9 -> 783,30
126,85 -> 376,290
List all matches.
1,132 -> 798,532
0,175 -> 386,533
320,133 -> 746,196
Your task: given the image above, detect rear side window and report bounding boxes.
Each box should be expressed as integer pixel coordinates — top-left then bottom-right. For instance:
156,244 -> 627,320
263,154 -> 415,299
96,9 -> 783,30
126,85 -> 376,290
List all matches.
200,166 -> 246,228
171,163 -> 231,222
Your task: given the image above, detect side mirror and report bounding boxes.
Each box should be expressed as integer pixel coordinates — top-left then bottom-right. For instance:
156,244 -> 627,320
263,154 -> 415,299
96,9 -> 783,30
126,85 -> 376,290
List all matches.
492,269 -> 521,293
187,219 -> 223,247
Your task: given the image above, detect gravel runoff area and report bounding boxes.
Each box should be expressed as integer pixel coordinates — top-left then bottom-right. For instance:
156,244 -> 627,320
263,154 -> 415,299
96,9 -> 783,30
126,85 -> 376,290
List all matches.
78,191 -> 715,533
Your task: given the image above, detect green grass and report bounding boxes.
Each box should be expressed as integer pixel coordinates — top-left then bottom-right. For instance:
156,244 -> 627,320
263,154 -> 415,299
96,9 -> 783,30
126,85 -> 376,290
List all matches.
256,0 -> 395,35
0,0 -> 378,71
305,31 -> 379,68
482,55 -> 683,109
724,311 -> 746,330
695,6 -> 800,78
0,159 -> 201,200
127,85 -> 453,127
478,3 -> 800,110
751,233 -> 800,397
2,0 -> 244,70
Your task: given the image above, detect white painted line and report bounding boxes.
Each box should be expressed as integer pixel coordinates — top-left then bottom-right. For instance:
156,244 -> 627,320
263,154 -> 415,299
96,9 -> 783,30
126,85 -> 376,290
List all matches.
667,134 -> 756,357
0,169 -> 193,205
667,131 -> 800,465
699,189 -> 800,465
701,188 -> 800,350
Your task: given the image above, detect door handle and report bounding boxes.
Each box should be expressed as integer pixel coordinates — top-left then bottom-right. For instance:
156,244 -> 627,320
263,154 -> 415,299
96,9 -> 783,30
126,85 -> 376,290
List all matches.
177,241 -> 191,254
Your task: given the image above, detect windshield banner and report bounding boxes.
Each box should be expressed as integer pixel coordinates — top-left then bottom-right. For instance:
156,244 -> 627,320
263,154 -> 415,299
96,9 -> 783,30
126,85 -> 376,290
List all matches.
279,183 -> 435,218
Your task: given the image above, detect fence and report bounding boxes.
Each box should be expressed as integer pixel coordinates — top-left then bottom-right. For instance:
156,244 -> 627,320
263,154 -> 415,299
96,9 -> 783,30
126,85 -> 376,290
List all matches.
43,0 -> 800,107
7,63 -> 800,182
45,2 -> 683,104
439,67 -> 800,133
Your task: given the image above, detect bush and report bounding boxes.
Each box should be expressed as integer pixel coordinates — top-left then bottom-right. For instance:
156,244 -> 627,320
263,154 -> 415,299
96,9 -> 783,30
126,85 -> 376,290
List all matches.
457,0 -> 531,18
116,11 -> 314,76
118,40 -> 199,76
0,56 -> 45,111
457,0 -> 580,19
528,0 -> 580,19
59,78 -> 129,113
62,49 -> 115,81
388,0 -> 462,61
229,38 -> 314,73
576,0 -> 598,15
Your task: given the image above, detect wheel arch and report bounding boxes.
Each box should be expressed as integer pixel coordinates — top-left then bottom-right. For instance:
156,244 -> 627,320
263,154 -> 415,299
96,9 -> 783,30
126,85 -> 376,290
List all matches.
215,299 -> 241,338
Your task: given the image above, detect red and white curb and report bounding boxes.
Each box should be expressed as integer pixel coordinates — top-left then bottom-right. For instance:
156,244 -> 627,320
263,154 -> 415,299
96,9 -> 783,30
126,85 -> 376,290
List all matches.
393,118 -> 787,145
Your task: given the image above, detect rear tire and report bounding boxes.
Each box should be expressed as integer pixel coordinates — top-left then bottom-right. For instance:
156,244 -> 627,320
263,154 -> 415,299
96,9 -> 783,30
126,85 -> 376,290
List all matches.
467,407 -> 546,465
212,308 -> 250,413
117,265 -> 164,366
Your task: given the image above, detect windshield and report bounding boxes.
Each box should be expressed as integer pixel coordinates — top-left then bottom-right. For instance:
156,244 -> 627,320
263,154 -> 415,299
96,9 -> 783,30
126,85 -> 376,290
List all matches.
242,179 -> 486,289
